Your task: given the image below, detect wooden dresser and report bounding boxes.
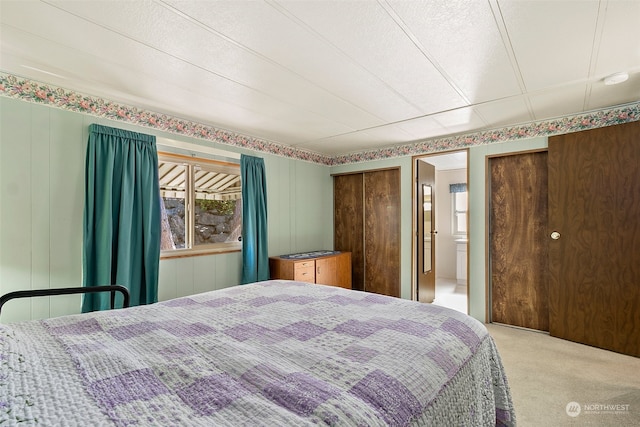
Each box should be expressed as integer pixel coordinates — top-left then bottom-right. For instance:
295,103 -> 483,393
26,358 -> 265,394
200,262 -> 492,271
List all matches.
269,251 -> 352,289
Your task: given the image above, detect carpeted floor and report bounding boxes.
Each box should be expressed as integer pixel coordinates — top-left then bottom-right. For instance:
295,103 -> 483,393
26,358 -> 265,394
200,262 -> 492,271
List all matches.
486,323 -> 640,426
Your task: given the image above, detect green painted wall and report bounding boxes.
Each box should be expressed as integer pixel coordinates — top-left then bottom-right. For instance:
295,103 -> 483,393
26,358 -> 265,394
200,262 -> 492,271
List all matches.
0,95 -> 550,324
0,97 -> 332,322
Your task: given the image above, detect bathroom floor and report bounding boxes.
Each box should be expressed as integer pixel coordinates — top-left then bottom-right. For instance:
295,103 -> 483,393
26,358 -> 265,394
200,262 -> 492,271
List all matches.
432,278 -> 467,314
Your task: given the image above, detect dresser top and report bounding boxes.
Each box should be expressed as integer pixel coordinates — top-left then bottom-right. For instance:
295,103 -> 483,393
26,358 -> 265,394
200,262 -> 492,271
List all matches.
274,250 -> 342,260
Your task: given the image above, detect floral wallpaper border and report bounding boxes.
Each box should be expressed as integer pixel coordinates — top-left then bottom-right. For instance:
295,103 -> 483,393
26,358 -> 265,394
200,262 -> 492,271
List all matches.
334,101 -> 640,164
1,72 -> 638,166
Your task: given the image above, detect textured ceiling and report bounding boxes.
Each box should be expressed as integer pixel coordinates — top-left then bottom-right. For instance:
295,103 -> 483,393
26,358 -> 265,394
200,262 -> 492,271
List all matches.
1,0 -> 639,158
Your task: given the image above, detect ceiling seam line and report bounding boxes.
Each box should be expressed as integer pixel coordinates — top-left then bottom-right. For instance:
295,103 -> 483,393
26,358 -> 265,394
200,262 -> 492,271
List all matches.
37,0 -> 373,133
265,0 -> 429,113
307,91 -> 548,143
486,0 -> 535,119
377,0 -> 471,105
155,0 -> 388,123
584,0 -> 609,111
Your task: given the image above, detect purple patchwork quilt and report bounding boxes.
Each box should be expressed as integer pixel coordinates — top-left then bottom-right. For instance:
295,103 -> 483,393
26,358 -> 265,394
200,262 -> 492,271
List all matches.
1,280 -> 515,426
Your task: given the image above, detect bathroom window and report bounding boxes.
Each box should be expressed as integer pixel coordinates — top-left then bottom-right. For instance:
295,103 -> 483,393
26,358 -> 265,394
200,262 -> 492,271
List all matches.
450,183 -> 467,236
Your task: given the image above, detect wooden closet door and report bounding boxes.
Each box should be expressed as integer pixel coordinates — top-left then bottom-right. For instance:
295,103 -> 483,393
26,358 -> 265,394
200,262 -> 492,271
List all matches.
364,169 -> 400,297
334,174 -> 364,291
549,121 -> 640,357
489,152 -> 549,331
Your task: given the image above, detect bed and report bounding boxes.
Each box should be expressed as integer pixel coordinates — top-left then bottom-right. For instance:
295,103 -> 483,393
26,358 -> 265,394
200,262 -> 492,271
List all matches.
1,280 -> 515,426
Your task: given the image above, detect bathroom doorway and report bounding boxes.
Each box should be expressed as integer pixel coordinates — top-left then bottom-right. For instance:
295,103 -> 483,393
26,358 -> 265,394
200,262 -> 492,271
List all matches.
414,150 -> 468,314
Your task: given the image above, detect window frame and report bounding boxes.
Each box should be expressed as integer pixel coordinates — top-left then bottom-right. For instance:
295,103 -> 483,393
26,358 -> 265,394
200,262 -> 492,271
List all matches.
158,152 -> 242,259
451,190 -> 468,237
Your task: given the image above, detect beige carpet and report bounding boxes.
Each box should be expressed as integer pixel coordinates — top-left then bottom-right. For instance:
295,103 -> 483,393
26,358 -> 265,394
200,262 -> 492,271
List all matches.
486,323 -> 640,426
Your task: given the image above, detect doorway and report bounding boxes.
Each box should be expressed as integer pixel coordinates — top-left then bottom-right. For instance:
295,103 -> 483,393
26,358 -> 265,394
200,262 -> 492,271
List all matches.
414,150 -> 468,314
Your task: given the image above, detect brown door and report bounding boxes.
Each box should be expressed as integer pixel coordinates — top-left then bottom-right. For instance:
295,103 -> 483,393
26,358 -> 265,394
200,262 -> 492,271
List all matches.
548,121 -> 640,357
334,174 -> 364,291
417,159 -> 436,303
489,151 -> 549,331
334,169 -> 400,297
364,169 -> 401,297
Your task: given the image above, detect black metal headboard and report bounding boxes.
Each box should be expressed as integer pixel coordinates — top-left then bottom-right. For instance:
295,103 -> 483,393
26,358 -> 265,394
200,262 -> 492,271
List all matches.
0,285 -> 130,315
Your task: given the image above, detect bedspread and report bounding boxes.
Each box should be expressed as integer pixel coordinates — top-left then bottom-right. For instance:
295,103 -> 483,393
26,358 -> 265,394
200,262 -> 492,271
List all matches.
1,280 -> 515,426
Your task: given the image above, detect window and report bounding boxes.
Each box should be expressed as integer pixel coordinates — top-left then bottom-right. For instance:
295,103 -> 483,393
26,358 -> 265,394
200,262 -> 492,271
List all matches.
158,152 -> 242,256
451,184 -> 468,236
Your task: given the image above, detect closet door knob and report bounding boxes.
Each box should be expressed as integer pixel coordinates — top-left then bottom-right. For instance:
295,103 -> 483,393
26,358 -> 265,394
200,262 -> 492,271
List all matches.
550,231 -> 561,240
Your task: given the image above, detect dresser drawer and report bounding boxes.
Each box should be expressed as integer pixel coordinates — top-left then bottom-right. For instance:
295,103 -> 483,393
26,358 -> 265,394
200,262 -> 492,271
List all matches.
294,260 -> 315,269
294,266 -> 315,282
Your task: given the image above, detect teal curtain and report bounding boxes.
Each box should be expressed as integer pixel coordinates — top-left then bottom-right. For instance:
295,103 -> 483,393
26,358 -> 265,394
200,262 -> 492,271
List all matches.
241,154 -> 269,283
82,124 -> 161,312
